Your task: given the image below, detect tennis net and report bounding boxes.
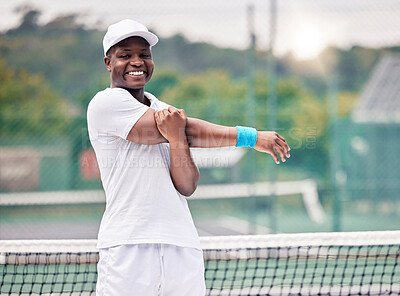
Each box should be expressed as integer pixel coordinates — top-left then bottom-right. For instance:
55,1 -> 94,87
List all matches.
1,231 -> 399,295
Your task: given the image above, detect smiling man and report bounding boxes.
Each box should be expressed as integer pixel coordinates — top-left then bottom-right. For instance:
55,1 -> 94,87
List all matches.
87,19 -> 290,296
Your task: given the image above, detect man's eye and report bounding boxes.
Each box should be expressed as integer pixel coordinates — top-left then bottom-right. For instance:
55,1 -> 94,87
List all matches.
142,54 -> 151,58
120,55 -> 129,59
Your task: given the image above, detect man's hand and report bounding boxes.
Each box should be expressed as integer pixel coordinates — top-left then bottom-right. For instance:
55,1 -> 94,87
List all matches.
154,107 -> 187,144
154,107 -> 199,197
254,131 -> 290,164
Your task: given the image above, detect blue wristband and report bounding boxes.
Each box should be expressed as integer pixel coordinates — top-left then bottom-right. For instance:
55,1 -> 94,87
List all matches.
235,126 -> 258,148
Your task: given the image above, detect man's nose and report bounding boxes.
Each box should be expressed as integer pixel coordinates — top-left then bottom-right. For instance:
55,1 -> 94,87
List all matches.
130,56 -> 144,66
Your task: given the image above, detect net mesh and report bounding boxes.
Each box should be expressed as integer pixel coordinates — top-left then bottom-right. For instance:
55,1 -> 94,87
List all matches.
1,231 -> 399,296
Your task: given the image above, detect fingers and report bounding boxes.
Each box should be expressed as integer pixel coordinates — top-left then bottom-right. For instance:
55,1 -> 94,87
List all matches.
275,146 -> 286,163
275,137 -> 290,159
273,132 -> 290,152
155,110 -> 163,122
154,111 -> 160,124
273,135 -> 291,163
269,149 -> 280,165
177,108 -> 187,120
269,139 -> 286,164
168,106 -> 187,120
161,109 -> 169,117
160,107 -> 187,126
276,132 -> 286,143
157,107 -> 187,122
168,106 -> 176,113
156,110 -> 166,123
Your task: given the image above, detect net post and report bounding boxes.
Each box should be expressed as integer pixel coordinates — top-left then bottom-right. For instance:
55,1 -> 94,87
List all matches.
267,0 -> 278,234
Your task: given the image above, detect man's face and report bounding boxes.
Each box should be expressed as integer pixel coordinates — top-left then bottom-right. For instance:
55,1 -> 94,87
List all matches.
104,36 -> 154,89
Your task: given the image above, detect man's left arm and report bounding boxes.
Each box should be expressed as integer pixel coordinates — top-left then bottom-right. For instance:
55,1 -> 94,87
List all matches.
155,107 -> 199,197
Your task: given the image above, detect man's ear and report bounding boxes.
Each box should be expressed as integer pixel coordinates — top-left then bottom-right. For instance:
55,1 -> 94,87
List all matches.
104,56 -> 112,73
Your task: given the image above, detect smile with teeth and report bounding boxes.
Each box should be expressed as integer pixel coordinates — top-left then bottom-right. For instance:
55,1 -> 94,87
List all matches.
126,71 -> 145,76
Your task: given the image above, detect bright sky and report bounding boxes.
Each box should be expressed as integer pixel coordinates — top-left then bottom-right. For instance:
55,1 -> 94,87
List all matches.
1,0 -> 400,60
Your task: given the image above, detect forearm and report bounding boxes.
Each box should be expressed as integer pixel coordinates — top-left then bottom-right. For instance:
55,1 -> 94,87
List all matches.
169,136 -> 199,197
186,117 -> 291,164
186,118 -> 237,148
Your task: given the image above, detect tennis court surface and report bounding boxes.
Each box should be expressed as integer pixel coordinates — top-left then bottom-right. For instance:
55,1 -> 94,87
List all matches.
1,230 -> 399,295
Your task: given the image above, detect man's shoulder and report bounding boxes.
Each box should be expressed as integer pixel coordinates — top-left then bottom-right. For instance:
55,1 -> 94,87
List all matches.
92,87 -> 130,100
145,92 -> 170,110
88,88 -> 131,109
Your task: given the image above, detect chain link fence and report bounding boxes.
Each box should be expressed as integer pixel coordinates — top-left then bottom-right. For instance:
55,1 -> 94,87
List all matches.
0,0 -> 399,238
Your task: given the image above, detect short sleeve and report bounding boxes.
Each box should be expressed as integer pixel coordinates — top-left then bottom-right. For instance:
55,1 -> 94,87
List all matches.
144,91 -> 170,111
87,88 -> 149,140
157,100 -> 171,110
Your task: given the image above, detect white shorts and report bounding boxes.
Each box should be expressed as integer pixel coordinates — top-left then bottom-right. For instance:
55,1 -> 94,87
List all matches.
96,243 -> 206,296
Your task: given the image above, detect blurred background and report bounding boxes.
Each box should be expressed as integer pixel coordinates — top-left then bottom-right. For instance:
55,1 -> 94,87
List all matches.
0,0 -> 399,240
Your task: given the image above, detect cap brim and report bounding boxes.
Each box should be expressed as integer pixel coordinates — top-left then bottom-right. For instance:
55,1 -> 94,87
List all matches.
104,31 -> 159,56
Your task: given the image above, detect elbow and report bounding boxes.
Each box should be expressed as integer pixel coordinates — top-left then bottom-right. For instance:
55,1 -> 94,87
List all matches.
179,179 -> 199,197
179,187 -> 197,197
178,173 -> 199,197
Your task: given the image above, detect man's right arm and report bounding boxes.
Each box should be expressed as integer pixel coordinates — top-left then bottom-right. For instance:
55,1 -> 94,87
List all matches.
126,109 -> 168,145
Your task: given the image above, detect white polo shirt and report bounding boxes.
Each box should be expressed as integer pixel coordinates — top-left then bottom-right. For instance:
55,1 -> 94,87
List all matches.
87,87 -> 200,250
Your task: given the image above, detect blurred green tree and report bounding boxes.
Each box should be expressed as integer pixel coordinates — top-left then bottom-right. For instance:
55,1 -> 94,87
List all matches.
146,68 -> 180,98
160,70 -> 328,142
158,69 -> 331,179
0,57 -> 70,138
161,70 -> 248,128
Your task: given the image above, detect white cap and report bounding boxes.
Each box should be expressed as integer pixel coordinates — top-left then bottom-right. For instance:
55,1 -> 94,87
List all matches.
103,19 -> 159,56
